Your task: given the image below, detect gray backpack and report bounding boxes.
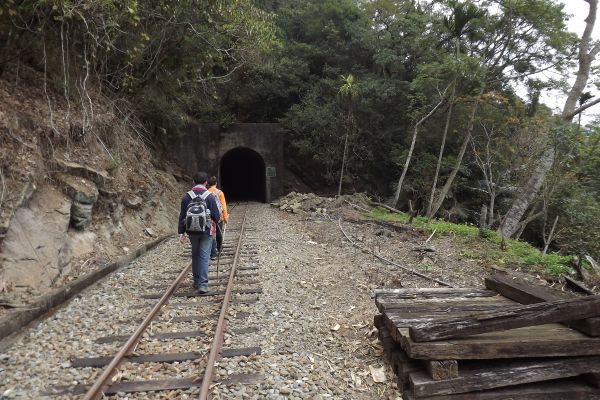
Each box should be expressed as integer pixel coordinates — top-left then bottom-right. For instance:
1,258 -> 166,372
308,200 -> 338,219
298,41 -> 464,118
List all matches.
185,190 -> 212,233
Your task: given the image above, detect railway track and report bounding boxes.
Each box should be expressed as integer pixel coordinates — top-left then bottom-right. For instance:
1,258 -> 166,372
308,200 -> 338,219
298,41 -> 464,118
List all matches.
45,203 -> 264,399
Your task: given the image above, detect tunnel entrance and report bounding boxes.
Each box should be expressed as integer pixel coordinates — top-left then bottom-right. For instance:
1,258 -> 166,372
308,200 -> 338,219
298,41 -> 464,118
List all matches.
220,147 -> 266,202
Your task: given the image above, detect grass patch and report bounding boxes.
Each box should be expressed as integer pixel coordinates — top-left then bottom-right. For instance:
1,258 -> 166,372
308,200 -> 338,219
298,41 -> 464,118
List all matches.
366,207 -> 574,277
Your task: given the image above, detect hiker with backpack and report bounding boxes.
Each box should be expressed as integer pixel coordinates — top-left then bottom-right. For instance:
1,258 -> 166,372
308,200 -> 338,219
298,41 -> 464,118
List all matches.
207,176 -> 228,259
178,171 -> 221,294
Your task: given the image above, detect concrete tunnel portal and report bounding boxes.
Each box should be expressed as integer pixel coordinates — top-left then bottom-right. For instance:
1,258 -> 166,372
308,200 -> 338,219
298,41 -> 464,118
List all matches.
220,147 -> 267,202
170,123 -> 284,203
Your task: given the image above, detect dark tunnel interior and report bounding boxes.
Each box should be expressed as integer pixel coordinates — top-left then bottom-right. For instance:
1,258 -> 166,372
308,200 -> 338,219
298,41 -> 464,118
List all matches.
220,147 -> 266,202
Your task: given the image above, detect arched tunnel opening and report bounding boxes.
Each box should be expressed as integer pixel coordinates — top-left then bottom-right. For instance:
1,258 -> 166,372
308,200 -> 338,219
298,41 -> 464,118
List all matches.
220,147 -> 266,202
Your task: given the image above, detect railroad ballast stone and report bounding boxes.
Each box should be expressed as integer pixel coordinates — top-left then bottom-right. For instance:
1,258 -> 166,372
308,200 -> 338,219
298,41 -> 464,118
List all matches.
271,191 -> 371,216
0,204 -> 403,399
0,237 -> 187,398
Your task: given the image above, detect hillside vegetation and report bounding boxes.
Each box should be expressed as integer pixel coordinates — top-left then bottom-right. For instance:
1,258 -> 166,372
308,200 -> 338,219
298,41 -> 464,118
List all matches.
1,0 -> 600,278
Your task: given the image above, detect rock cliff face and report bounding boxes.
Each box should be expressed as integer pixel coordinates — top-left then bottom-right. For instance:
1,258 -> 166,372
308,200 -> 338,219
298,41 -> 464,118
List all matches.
0,70 -> 187,303
1,187 -> 71,289
0,163 -> 184,297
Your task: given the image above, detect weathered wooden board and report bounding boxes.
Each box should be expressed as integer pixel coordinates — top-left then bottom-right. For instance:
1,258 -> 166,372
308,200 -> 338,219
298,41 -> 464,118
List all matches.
386,311 -> 516,329
142,288 -> 262,299
423,360 -> 458,381
409,356 -> 600,397
484,273 -> 569,302
207,272 -> 258,279
485,273 -> 600,336
374,288 -> 496,300
71,346 -> 263,369
221,346 -> 261,358
400,324 -> 600,360
166,296 -> 259,307
96,330 -> 206,344
379,314 -> 458,381
398,353 -> 422,387
408,294 -> 600,342
43,373 -> 263,396
402,378 -> 600,400
374,314 -> 384,329
376,297 -> 514,313
151,279 -> 262,290
71,351 -> 202,368
586,373 -> 600,388
229,326 -> 260,335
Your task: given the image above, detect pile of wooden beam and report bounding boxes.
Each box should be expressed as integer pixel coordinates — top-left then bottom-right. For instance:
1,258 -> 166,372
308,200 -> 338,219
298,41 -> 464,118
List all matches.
375,271 -> 600,399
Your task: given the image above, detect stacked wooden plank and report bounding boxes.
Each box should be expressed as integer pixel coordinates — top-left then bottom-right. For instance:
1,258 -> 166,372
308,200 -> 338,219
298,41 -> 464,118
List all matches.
375,273 -> 600,399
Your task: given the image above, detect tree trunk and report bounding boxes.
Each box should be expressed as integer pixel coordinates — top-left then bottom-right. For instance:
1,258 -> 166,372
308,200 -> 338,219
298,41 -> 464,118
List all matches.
499,146 -> 555,238
427,85 -> 455,218
563,0 -> 599,121
338,131 -> 349,197
542,215 -> 559,256
479,204 -> 488,238
515,209 -> 544,239
392,93 -> 447,207
428,100 -> 479,218
500,0 -> 599,237
488,191 -> 495,228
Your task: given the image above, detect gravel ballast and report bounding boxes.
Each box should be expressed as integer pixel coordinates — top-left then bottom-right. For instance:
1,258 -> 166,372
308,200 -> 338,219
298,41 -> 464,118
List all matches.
1,202 -> 494,399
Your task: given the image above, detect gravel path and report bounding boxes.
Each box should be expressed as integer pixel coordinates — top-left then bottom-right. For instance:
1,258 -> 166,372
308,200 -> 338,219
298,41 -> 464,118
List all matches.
212,205 -> 401,399
1,203 -> 489,400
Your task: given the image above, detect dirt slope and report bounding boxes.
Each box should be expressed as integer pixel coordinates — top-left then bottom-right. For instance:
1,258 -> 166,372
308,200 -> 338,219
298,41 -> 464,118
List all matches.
0,66 -> 187,307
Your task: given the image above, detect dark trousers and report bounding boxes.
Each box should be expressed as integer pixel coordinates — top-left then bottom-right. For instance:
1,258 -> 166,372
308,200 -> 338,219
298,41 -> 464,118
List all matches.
211,221 -> 224,257
189,233 -> 212,289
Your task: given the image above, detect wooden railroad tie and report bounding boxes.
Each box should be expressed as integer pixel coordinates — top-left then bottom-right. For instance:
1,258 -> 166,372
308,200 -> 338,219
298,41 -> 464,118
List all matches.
94,319 -> 253,344
408,294 -> 600,342
141,287 -> 262,299
44,373 -> 263,396
374,278 -> 600,399
485,272 -> 600,336
70,347 -> 262,368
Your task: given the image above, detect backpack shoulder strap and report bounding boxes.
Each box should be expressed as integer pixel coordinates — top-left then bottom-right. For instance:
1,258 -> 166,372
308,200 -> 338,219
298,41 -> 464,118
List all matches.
199,190 -> 211,200
187,190 -> 197,199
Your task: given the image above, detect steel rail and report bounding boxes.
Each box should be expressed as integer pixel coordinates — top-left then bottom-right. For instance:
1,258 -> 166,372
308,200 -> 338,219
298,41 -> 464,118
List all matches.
83,259 -> 192,399
199,206 -> 248,399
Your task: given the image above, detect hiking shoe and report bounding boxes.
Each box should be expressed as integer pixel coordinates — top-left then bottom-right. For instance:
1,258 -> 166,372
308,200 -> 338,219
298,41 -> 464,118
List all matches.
197,287 -> 208,294
210,256 -> 217,261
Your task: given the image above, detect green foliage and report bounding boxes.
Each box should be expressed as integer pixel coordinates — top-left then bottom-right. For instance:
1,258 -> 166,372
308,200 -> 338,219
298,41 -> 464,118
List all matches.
0,0 -> 277,133
367,207 -> 574,276
368,207 -> 480,236
2,0 -> 599,270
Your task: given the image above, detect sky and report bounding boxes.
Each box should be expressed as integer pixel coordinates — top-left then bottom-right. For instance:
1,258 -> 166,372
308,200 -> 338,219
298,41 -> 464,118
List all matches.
539,1 -> 600,122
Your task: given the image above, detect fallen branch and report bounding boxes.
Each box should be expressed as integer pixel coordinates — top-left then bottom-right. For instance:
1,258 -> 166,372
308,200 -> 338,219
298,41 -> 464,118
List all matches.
412,247 -> 435,253
0,302 -> 23,309
370,201 -> 404,215
345,200 -> 370,212
425,228 -> 437,244
6,128 -> 36,150
564,276 -> 595,295
334,217 -> 454,288
0,167 -> 5,212
574,255 -> 595,283
585,255 -> 600,275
